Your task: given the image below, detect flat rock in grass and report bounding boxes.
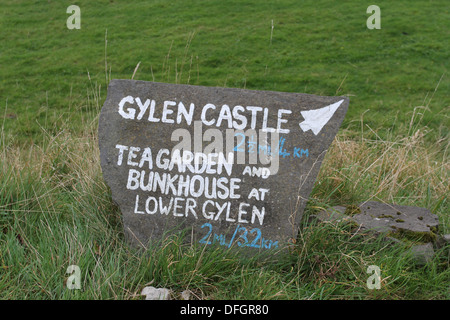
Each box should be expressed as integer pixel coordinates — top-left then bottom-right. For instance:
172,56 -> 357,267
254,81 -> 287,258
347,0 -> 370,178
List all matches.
443,234 -> 450,243
98,79 -> 348,253
316,201 -> 440,243
435,234 -> 450,248
409,243 -> 435,266
141,286 -> 172,300
353,201 -> 439,240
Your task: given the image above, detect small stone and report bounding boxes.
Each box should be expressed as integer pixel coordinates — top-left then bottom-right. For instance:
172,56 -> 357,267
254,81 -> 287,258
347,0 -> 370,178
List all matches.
181,290 -> 192,300
443,234 -> 450,243
436,234 -> 450,248
410,243 -> 434,266
141,286 -> 172,300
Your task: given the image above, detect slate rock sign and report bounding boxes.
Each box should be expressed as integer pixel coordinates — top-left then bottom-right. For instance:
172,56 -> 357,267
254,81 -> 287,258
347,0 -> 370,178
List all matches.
98,80 -> 348,252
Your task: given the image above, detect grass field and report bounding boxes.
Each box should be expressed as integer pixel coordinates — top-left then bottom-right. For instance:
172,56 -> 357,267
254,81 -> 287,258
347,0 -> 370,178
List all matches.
1,0 -> 449,142
0,0 -> 449,300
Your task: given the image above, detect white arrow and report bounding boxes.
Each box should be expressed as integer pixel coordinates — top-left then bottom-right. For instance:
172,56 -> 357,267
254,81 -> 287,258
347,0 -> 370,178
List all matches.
299,99 -> 344,135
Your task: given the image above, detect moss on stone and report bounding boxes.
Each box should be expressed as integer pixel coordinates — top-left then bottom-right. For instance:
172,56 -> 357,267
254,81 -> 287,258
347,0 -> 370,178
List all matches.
387,226 -> 438,244
378,214 -> 395,219
344,205 -> 361,216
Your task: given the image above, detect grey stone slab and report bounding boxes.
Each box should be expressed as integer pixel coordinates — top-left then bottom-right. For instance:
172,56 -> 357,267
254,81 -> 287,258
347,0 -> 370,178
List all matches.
353,201 -> 439,236
443,234 -> 450,243
316,202 -> 440,245
98,80 -> 348,253
436,234 -> 450,248
409,243 -> 435,266
141,287 -> 172,300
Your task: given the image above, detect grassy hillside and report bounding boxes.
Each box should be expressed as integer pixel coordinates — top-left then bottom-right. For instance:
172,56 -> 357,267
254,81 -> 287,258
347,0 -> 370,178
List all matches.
1,0 -> 448,143
0,0 -> 449,300
0,114 -> 448,300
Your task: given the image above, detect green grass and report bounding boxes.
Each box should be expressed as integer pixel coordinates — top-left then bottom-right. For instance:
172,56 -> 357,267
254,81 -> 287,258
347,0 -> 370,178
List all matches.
0,108 -> 448,299
1,0 -> 449,143
0,0 -> 449,300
